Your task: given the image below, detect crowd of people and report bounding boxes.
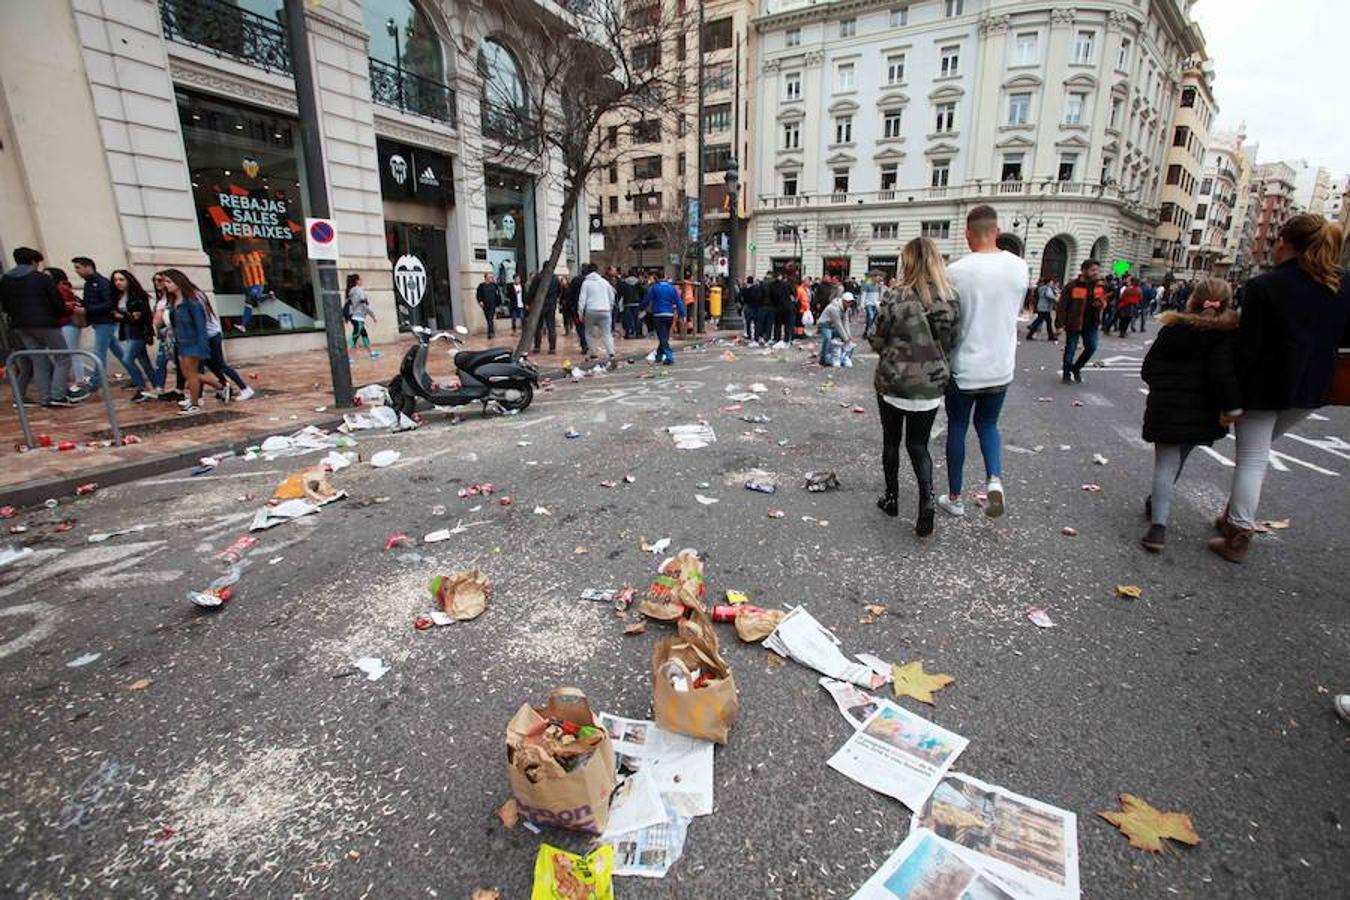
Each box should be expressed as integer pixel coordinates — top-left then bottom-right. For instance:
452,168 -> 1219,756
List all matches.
1,247 -> 253,415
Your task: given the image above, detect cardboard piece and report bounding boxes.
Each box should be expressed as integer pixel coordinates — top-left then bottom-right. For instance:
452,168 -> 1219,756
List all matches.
506,688 -> 617,834
652,611 -> 739,744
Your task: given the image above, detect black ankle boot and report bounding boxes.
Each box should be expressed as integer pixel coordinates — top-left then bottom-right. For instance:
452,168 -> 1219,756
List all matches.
916,491 -> 936,537
877,491 -> 898,517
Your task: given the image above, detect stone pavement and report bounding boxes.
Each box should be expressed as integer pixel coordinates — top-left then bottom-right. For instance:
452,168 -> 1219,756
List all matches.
0,324 -> 731,503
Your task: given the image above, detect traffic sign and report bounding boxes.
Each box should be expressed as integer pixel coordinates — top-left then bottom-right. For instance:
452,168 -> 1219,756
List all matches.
305,217 -> 339,261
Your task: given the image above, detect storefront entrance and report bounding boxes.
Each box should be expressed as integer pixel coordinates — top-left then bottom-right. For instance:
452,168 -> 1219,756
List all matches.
822,256 -> 851,278
385,222 -> 452,331
485,165 -> 536,283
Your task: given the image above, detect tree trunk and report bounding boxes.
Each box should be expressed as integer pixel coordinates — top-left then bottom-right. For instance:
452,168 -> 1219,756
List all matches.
512,178 -> 583,361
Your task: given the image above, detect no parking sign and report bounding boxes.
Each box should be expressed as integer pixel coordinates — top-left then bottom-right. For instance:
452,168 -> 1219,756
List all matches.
305,217 -> 339,261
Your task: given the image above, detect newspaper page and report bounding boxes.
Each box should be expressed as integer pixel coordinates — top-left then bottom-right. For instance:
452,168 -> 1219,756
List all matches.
819,677 -> 881,728
827,700 -> 969,811
911,773 -> 1081,900
598,713 -> 714,818
764,607 -> 891,689
851,829 -> 1023,900
610,799 -> 691,879
601,769 -> 667,839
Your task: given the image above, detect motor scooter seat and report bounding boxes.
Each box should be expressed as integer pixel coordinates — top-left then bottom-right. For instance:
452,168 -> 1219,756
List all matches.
454,348 -> 510,370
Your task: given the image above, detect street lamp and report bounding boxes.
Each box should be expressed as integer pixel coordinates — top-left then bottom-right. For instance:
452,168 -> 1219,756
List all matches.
386,18 -> 404,111
720,158 -> 743,331
624,180 -> 654,270
1011,209 -> 1046,260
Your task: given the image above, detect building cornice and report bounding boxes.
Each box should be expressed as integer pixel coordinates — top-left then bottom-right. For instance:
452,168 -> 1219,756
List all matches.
167,55 -> 298,114
755,0 -> 916,32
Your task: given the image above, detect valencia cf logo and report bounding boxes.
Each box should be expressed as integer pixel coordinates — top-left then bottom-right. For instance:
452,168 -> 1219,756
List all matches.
393,255 -> 427,307
242,156 -> 260,179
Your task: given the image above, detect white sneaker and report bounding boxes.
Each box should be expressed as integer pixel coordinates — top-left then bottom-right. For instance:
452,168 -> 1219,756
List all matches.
178,398 -> 192,409
178,405 -> 201,416
985,477 -> 1006,518
936,494 -> 966,517
237,386 -> 255,401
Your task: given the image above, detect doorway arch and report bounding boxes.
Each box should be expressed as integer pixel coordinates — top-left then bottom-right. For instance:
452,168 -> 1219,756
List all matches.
1090,236 -> 1109,263
1040,234 -> 1074,283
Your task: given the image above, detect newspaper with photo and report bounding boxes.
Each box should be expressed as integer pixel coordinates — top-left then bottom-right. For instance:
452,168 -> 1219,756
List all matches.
819,677 -> 882,728
764,607 -> 892,689
610,798 -> 690,879
827,700 -> 969,811
851,828 -> 1024,900
598,712 -> 714,818
911,773 -> 1081,900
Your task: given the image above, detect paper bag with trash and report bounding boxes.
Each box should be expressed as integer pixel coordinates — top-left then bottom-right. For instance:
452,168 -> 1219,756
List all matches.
506,688 -> 617,834
531,844 -> 614,900
639,549 -> 706,620
652,610 -> 739,744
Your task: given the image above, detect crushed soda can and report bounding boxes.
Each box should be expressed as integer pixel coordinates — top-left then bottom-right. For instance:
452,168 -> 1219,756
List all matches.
580,588 -> 617,603
75,483 -> 99,496
215,535 -> 258,563
37,435 -> 52,448
711,604 -> 770,623
57,441 -> 77,452
0,506 -> 15,519
384,533 -> 411,551
744,480 -> 777,494
804,471 -> 841,492
53,520 -> 77,533
120,434 -> 142,445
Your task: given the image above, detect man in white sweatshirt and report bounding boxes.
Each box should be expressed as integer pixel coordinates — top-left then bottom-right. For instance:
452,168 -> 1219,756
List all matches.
939,205 -> 1030,519
577,263 -> 617,367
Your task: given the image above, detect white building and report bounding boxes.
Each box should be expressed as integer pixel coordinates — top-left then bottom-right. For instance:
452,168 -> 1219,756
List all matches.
0,0 -> 586,360
1327,174 -> 1348,229
750,0 -> 1202,284
1191,125 -> 1246,277
1290,160 -> 1331,216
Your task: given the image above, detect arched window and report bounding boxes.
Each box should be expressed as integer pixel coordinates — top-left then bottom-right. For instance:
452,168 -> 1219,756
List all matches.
480,38 -> 528,138
363,0 -> 446,84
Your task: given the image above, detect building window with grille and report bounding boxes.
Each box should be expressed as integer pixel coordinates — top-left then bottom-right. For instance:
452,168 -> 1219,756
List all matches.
887,53 -> 906,85
775,224 -> 796,242
782,120 -> 800,150
834,115 -> 853,144
1181,86 -> 1196,107
784,72 -> 802,101
890,7 -> 909,27
1008,92 -> 1031,125
785,27 -> 800,48
1166,164 -> 1182,185
882,109 -> 903,139
1064,92 -> 1086,125
702,103 -> 731,134
703,17 -> 733,51
608,195 -> 618,214
833,168 -> 850,193
1013,32 -> 1038,66
939,45 -> 960,77
1057,153 -> 1078,182
1001,153 -> 1024,182
934,101 -> 956,132
839,18 -> 856,38
873,222 -> 899,240
826,223 -> 852,241
931,159 -> 951,187
836,62 -> 856,92
702,144 -> 731,173
1200,177 -> 1213,195
1117,37 -> 1132,72
945,0 -> 964,17
782,173 -> 798,196
633,156 -> 662,179
1100,157 -> 1114,184
921,220 -> 951,239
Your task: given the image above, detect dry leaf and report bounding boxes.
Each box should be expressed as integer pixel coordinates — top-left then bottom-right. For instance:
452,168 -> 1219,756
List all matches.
1116,585 -> 1143,599
1098,794 -> 1201,853
765,654 -> 785,668
864,603 -> 886,617
891,661 -> 955,705
471,889 -> 502,900
430,570 -> 490,621
623,621 -> 647,636
496,798 -> 518,830
128,678 -> 152,691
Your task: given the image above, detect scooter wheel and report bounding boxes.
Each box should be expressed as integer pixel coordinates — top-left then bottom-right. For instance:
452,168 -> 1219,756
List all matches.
496,383 -> 533,413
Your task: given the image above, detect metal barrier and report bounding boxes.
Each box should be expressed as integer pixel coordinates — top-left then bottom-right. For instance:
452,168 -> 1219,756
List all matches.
5,349 -> 121,448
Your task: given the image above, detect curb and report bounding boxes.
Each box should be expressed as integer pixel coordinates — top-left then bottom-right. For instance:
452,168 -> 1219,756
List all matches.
0,332 -> 737,510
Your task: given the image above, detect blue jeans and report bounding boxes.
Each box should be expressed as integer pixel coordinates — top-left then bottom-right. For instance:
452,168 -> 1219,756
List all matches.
944,387 -> 1007,496
123,339 -> 158,390
623,305 -> 641,337
204,333 -> 246,389
88,322 -> 127,388
654,315 -> 674,362
863,305 -> 878,338
1062,327 -> 1100,375
818,324 -> 836,365
61,323 -> 85,382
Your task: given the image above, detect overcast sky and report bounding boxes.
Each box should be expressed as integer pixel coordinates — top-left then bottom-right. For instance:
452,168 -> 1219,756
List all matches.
1192,0 -> 1350,174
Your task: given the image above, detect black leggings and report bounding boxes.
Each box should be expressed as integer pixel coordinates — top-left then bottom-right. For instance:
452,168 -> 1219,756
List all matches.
878,396 -> 938,496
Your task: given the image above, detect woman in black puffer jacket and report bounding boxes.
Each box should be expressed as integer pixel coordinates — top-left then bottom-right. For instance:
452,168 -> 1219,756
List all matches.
1138,278 -> 1242,552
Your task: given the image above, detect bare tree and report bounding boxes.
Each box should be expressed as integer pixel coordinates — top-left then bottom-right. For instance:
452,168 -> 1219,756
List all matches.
486,0 -> 687,359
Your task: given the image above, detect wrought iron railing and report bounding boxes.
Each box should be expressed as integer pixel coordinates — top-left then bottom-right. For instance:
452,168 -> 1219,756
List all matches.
368,58 -> 457,126
159,0 -> 291,75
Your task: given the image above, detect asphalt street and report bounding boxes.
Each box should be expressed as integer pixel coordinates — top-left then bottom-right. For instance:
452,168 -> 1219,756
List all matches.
0,324 -> 1346,899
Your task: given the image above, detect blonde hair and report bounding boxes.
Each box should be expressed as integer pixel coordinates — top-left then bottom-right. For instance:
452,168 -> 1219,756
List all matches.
899,237 -> 955,307
1279,214 -> 1343,293
1186,278 -> 1233,314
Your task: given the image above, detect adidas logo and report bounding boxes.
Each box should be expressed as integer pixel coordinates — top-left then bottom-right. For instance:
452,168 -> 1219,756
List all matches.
418,166 -> 439,187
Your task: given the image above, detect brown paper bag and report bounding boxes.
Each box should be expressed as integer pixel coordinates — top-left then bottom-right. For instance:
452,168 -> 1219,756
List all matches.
639,549 -> 706,620
505,687 -> 616,834
652,610 -> 739,744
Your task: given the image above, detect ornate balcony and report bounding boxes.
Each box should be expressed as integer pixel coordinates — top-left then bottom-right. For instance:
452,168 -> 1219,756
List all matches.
159,0 -> 291,75
756,180 -> 1139,211
368,58 -> 457,127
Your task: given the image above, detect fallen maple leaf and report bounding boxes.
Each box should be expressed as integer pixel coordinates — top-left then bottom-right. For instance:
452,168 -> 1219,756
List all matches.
1098,793 -> 1201,853
496,798 -> 519,830
128,678 -> 152,691
891,661 -> 955,705
1116,585 -> 1143,599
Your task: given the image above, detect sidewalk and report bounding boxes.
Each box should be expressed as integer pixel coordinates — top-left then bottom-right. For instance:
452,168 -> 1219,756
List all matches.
0,324 -> 734,505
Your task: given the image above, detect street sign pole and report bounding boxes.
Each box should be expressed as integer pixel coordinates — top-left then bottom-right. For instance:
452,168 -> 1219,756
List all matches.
694,0 -> 706,334
284,0 -> 353,408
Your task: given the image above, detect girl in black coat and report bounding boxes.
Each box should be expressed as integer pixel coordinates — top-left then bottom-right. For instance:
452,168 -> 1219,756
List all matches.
1139,278 -> 1242,552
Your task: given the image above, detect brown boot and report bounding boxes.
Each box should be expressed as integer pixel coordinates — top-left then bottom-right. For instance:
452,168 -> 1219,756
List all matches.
1207,528 -> 1253,563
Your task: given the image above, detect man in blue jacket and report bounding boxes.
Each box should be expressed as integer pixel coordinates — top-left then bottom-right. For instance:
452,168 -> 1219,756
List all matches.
641,276 -> 686,365
72,256 -> 128,390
